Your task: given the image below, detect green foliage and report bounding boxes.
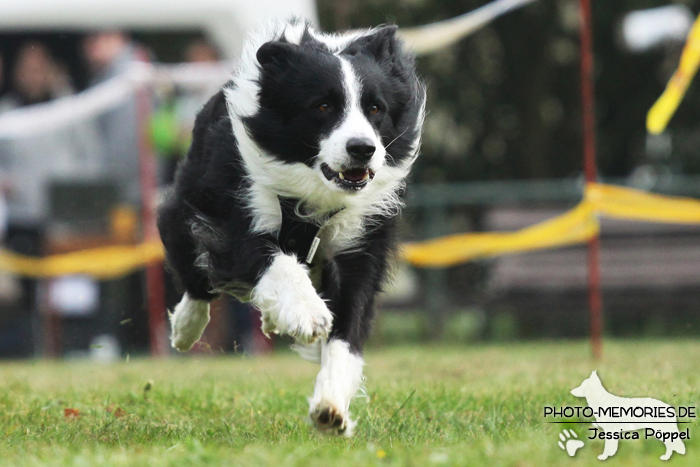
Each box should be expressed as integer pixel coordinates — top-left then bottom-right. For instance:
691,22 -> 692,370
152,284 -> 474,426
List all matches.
1,341 -> 699,466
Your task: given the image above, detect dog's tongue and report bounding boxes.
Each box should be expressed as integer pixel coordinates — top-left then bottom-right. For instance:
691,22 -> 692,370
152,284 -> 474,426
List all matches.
342,168 -> 368,182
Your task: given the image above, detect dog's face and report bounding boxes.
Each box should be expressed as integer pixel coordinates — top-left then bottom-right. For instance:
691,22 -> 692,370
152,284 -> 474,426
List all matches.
571,370 -> 601,398
244,26 -> 422,194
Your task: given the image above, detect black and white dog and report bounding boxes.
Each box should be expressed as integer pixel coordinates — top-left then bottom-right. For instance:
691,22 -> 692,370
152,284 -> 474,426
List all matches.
158,19 -> 425,436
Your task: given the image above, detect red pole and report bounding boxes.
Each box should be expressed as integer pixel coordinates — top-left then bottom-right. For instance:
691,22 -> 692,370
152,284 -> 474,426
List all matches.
136,78 -> 168,357
579,0 -> 603,360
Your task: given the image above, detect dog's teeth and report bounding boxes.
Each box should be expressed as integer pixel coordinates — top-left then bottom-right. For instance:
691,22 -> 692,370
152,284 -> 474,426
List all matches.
339,172 -> 345,180
361,172 -> 369,181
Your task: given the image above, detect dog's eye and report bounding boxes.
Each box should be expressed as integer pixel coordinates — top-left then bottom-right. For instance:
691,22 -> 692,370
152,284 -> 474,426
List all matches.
369,104 -> 381,115
318,103 -> 331,112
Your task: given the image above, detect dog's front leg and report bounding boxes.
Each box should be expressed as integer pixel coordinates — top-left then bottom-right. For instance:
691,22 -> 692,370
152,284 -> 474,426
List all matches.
309,338 -> 364,437
307,220 -> 395,435
252,252 -> 332,344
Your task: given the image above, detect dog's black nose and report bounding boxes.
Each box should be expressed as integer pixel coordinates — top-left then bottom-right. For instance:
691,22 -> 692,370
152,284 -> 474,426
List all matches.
346,138 -> 376,161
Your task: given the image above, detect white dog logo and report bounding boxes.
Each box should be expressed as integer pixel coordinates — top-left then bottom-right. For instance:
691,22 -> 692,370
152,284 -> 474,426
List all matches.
571,371 -> 686,461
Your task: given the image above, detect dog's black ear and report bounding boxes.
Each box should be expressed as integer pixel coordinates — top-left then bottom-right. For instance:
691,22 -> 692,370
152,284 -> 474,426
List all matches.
344,25 -> 399,61
257,41 -> 299,67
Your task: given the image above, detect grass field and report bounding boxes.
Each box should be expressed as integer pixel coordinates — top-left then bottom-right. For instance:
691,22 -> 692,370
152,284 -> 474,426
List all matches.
1,340 -> 699,466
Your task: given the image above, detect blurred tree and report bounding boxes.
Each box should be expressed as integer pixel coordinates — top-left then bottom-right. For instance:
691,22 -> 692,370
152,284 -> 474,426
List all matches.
317,0 -> 700,182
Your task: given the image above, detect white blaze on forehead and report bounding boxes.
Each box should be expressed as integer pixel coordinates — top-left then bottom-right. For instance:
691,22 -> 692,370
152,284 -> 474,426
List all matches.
316,57 -> 386,172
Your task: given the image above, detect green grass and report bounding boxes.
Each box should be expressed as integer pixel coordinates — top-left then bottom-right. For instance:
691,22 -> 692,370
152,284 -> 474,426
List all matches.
1,340 -> 699,466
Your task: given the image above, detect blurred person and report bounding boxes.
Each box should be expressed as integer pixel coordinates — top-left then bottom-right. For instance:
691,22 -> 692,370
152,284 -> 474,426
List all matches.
151,87 -> 189,186
0,42 -> 94,227
82,31 -> 153,355
0,40 -> 103,226
0,54 -> 6,239
0,42 -> 73,112
176,39 -> 222,132
83,31 -> 140,84
176,39 -> 223,136
82,31 -> 144,206
184,38 -> 220,63
0,45 -> 73,357
153,39 -> 222,185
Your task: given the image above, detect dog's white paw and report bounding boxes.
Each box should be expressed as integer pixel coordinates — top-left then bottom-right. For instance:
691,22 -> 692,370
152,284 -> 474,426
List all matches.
310,400 -> 355,437
260,295 -> 332,344
254,253 -> 333,344
251,253 -> 333,344
261,313 -> 276,336
280,295 -> 333,344
170,295 -> 210,352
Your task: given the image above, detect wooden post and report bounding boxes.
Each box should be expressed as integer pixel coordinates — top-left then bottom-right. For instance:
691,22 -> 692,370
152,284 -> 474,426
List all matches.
579,0 -> 603,360
424,202 -> 450,339
136,82 -> 168,357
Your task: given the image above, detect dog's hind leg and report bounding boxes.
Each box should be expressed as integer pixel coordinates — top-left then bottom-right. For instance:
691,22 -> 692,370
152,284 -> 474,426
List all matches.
170,293 -> 211,352
308,338 -> 364,437
158,199 -> 219,352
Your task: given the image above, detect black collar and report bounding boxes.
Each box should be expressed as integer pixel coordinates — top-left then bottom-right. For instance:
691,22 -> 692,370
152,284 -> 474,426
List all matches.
277,197 -> 343,266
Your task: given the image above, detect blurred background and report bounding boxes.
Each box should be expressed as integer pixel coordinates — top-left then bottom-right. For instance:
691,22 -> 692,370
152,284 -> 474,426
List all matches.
1,0 -> 699,360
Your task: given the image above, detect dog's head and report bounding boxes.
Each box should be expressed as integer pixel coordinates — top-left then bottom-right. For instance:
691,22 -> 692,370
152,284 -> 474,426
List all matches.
241,24 -> 424,197
571,370 -> 602,398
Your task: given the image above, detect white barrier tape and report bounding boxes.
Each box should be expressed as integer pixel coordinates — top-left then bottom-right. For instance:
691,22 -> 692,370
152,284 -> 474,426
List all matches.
0,62 -> 231,140
398,0 -> 537,56
0,0 -> 539,140
147,61 -> 232,88
0,72 -> 137,139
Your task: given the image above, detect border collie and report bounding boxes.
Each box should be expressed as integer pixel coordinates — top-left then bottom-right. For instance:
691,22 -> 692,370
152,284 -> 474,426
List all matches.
158,19 -> 425,436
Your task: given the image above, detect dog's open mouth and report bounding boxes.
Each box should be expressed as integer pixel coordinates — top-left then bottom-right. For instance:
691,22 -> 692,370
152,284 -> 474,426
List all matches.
321,163 -> 375,190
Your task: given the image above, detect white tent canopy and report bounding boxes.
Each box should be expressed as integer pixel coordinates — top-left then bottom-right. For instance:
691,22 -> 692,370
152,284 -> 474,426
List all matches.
0,0 -> 319,58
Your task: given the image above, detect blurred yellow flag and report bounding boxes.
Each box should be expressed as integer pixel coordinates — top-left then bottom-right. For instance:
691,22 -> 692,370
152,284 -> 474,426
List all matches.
647,14 -> 700,134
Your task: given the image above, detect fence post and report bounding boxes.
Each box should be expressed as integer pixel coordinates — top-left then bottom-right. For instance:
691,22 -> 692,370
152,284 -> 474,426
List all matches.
579,0 -> 603,360
136,82 -> 168,357
423,202 -> 450,339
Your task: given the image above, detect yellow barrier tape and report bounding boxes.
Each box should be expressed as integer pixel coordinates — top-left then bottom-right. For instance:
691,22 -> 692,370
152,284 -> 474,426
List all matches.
0,242 -> 164,279
647,13 -> 700,134
403,183 -> 700,267
588,182 -> 700,223
403,200 -> 598,267
2,183 -> 700,276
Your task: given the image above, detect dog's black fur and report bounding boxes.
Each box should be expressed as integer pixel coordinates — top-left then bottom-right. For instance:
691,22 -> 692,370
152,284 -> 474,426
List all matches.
158,22 -> 423,354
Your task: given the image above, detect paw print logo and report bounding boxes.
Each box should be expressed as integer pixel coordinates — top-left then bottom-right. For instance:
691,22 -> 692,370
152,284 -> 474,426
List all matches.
558,429 -> 584,457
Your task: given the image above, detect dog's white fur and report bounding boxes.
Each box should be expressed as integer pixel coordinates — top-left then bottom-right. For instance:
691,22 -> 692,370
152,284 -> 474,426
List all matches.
308,339 -> 365,436
170,292 -> 210,352
251,252 -> 333,344
571,371 -> 686,461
